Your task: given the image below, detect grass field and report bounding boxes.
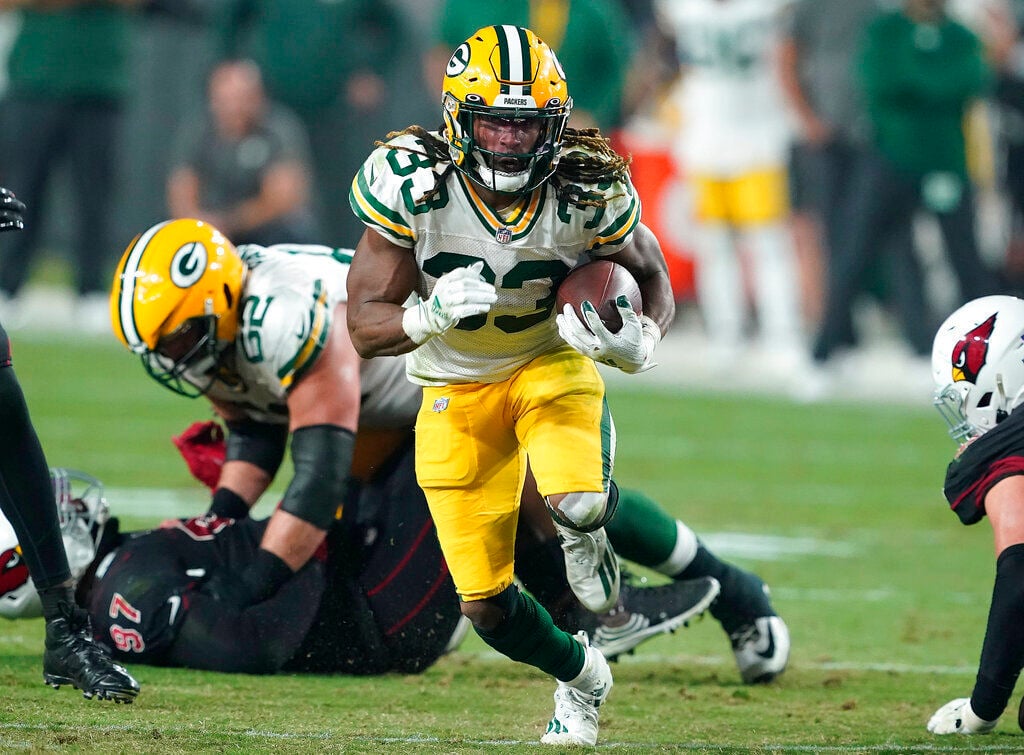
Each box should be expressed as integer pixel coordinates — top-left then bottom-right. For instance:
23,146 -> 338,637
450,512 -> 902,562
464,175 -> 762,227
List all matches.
0,333 -> 1019,753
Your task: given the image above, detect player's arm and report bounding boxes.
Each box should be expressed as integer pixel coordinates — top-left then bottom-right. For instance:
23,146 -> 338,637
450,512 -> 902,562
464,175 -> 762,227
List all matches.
168,521 -> 328,674
557,222 -> 672,374
346,229 -> 421,357
346,228 -> 496,358
202,398 -> 284,519
604,222 -> 675,337
928,474 -> 1024,734
258,300 -> 361,573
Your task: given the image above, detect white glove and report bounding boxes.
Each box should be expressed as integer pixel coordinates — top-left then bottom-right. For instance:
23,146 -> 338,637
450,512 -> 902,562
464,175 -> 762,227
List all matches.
402,261 -> 497,344
556,297 -> 660,374
927,698 -> 998,735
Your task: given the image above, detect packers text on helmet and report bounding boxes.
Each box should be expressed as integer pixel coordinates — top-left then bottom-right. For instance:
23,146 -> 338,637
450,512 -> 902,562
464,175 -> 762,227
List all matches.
442,25 -> 572,195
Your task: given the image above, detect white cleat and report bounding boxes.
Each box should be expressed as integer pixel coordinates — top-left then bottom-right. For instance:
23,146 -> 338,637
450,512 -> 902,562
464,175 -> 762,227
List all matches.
730,615 -> 790,684
541,632 -> 613,746
555,523 -> 620,613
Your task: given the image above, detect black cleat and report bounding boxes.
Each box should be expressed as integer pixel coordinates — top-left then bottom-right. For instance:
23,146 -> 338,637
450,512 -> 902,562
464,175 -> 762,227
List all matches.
712,570 -> 791,684
43,603 -> 140,703
590,575 -> 720,661
729,615 -> 790,684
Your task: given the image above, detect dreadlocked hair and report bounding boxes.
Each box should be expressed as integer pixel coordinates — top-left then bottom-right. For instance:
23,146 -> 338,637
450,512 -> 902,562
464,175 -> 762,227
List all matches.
552,127 -> 632,209
374,124 -> 632,209
375,125 -> 454,207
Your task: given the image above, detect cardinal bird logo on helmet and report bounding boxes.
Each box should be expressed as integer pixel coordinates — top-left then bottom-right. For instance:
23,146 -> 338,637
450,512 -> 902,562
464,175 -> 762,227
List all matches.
0,546 -> 29,600
951,313 -> 997,384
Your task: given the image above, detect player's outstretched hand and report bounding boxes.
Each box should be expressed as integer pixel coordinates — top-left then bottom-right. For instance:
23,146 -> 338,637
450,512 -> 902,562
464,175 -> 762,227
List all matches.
556,296 -> 660,374
402,261 -> 497,344
0,187 -> 25,232
927,698 -> 998,734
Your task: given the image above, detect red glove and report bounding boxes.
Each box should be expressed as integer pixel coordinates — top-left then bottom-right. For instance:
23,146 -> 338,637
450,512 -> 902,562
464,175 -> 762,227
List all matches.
172,421 -> 226,492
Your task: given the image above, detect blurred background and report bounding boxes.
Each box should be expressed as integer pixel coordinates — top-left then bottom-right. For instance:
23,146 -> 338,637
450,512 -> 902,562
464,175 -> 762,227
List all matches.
1,0 -> 1021,403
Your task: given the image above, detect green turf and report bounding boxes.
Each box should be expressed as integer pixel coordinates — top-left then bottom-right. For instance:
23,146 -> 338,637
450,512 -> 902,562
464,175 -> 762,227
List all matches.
0,333 -> 1017,752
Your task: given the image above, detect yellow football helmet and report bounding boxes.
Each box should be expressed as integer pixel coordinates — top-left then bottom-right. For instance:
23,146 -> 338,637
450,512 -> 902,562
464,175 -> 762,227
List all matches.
442,24 -> 572,195
110,218 -> 244,397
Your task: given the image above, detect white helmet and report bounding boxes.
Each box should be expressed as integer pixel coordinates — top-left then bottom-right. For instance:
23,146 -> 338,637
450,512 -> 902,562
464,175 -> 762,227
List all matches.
0,468 -> 109,620
931,295 -> 1024,444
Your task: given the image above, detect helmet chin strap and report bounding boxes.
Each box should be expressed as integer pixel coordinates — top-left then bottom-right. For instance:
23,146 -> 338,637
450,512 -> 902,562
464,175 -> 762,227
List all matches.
996,373 -> 1011,424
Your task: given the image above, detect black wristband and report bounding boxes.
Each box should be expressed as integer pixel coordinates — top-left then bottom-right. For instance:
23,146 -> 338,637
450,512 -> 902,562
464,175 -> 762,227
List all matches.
209,487 -> 250,520
241,548 -> 294,604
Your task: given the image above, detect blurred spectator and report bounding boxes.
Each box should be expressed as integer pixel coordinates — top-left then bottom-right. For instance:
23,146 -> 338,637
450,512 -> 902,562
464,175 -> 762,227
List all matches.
656,0 -> 805,373
810,0 -> 1000,375
167,59 -> 319,246
425,0 -> 636,134
212,0 -> 430,248
985,1 -> 1024,290
113,0 -> 217,248
618,0 -> 680,126
0,0 -> 138,333
779,0 -> 881,344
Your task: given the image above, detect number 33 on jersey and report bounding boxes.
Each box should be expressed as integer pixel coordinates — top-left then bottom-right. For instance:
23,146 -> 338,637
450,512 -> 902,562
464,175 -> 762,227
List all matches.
350,130 -> 642,385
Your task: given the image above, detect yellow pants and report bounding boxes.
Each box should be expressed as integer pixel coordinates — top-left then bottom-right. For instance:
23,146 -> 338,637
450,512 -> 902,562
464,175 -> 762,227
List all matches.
415,346 -> 613,600
692,167 -> 790,226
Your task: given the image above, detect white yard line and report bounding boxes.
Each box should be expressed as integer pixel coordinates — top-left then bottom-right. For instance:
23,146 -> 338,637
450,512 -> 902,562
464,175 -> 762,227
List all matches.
0,721 -> 1010,751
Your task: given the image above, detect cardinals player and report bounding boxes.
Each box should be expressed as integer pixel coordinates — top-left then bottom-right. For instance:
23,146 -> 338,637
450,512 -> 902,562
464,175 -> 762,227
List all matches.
928,294 -> 1024,734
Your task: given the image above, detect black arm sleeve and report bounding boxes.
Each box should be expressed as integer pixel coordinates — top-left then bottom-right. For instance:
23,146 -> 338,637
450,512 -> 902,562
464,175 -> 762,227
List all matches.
225,418 -> 289,478
970,543 -> 1024,720
279,424 -> 355,530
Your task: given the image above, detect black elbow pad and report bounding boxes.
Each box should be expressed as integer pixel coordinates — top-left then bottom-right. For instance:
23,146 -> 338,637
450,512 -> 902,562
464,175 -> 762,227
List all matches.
225,418 -> 289,477
279,424 -> 355,530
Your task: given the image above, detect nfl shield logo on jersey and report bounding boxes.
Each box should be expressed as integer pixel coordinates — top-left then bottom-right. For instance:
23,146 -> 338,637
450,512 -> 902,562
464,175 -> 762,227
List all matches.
495,226 -> 513,244
432,397 -> 450,413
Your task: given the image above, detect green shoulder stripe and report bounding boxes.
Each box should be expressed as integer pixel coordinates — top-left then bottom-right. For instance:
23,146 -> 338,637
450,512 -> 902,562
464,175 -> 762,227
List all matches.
349,168 -> 415,244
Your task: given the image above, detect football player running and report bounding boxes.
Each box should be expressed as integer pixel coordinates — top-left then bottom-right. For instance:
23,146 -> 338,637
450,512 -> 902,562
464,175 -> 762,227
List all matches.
927,295 -> 1024,734
346,25 -> 673,745
108,218 -> 726,675
0,187 -> 138,702
108,213 -> 785,696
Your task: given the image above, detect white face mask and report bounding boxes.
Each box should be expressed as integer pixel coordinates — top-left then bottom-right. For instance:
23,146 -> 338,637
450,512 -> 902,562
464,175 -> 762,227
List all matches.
471,152 -> 532,193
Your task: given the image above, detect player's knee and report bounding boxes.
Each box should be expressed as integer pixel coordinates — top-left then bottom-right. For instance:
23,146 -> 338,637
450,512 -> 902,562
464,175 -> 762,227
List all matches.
547,482 -> 618,532
460,589 -> 515,632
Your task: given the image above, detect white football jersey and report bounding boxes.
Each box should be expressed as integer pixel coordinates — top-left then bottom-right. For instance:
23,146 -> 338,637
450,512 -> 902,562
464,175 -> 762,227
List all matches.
198,244 -> 420,428
658,0 -> 794,175
350,131 -> 641,385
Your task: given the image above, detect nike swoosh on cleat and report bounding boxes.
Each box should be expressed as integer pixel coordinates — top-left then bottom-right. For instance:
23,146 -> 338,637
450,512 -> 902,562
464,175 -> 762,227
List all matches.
755,624 -> 776,660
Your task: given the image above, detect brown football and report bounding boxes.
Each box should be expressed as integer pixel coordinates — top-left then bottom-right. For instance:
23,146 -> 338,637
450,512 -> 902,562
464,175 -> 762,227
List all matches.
556,260 -> 642,334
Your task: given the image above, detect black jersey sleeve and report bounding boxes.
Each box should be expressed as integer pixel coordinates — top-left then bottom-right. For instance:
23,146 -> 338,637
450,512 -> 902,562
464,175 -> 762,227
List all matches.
166,560 -> 326,673
89,515 -> 326,672
944,409 -> 1024,524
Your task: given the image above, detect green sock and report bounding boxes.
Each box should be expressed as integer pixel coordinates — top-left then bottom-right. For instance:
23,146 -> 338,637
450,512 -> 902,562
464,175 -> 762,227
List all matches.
474,587 -> 585,682
605,486 -> 678,565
